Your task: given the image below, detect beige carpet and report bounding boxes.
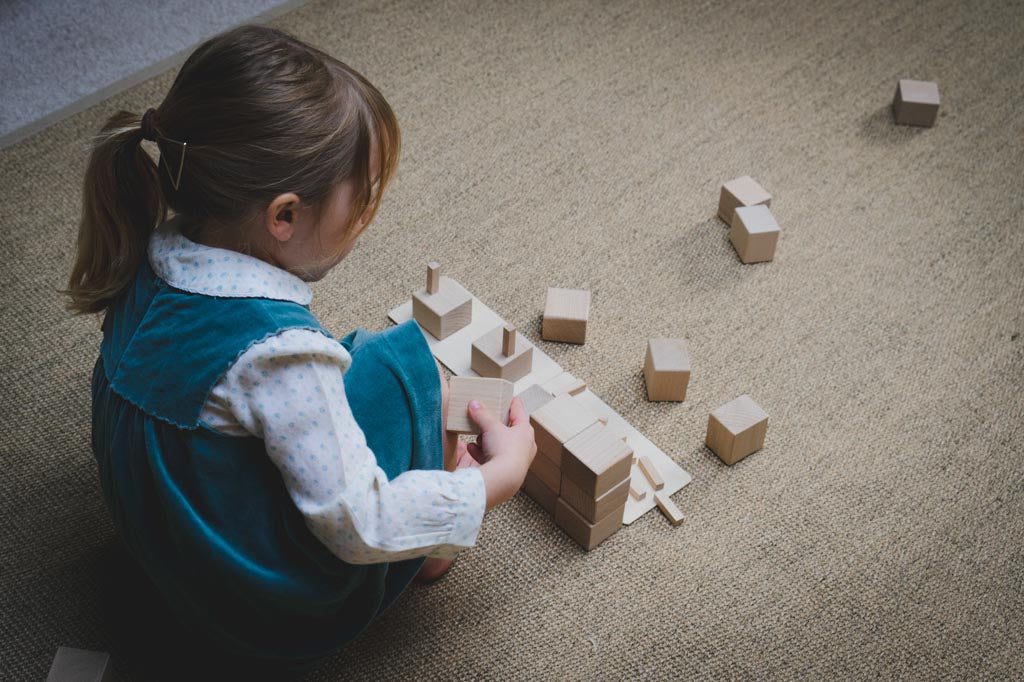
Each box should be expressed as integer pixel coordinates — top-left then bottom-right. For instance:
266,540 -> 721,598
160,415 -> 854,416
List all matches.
2,0 -> 1023,678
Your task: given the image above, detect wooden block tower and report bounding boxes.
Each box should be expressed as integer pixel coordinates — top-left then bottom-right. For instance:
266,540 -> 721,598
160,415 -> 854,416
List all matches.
643,338 -> 691,401
542,287 -> 590,344
412,261 -> 472,340
730,204 -> 780,264
471,324 -> 534,382
705,394 -> 768,465
718,175 -> 771,225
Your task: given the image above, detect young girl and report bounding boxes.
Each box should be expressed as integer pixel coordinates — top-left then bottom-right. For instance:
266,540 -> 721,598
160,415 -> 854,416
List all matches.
66,24 -> 536,677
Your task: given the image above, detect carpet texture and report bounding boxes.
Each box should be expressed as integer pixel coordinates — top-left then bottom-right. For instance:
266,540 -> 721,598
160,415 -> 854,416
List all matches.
1,0 -> 1022,679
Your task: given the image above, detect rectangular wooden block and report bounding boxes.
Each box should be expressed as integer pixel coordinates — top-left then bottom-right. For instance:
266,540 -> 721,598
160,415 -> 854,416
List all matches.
522,470 -> 557,515
561,422 -> 634,498
629,479 -> 646,501
516,383 -> 554,416
637,455 -> 665,490
540,371 -> 587,397
529,447 -> 561,493
730,204 -> 780,264
643,338 -> 691,401
542,287 -> 590,344
529,393 -> 598,466
47,647 -> 112,682
446,376 -> 513,434
412,276 -> 472,340
893,79 -> 940,127
706,394 -> 768,465
718,175 -> 771,225
554,497 -> 624,551
654,492 -> 685,526
560,474 -> 630,524
471,324 -> 534,382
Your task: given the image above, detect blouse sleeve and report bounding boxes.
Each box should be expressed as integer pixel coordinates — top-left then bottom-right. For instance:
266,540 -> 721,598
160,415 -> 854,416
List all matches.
200,328 -> 486,564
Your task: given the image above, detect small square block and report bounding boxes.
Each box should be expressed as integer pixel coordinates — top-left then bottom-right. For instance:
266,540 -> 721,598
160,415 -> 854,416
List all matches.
522,470 -> 557,515
893,79 -> 940,127
718,175 -> 771,225
730,204 -> 780,264
529,393 -> 599,466
47,647 -> 112,682
446,377 -> 513,434
561,422 -> 634,498
560,474 -> 630,524
554,497 -> 624,550
412,276 -> 472,340
471,325 -> 534,382
516,383 -> 554,416
706,394 -> 768,465
540,371 -> 587,397
643,338 -> 691,401
542,287 -> 590,344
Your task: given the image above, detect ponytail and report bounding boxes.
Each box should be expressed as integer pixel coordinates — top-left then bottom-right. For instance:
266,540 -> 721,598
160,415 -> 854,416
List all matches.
65,110 -> 165,315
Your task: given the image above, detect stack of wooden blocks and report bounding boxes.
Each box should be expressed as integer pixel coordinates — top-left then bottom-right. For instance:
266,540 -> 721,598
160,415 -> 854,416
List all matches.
522,392 -> 634,550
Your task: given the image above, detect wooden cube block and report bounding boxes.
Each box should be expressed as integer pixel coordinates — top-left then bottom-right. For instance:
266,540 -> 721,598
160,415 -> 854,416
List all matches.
522,470 -> 557,515
529,393 -> 598,466
446,376 -> 513,434
893,79 -> 940,127
528,447 -> 561,493
654,492 -> 685,526
540,371 -> 587,397
561,423 -> 634,498
561,474 -> 630,524
541,287 -> 590,344
516,383 -> 554,416
706,394 -> 768,465
47,647 -> 112,682
555,497 -> 624,550
412,262 -> 472,340
643,338 -> 691,401
718,175 -> 771,224
471,324 -> 534,382
729,204 -> 780,264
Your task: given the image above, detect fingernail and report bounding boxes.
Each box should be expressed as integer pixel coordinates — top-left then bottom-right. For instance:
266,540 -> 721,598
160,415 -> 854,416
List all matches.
468,400 -> 481,410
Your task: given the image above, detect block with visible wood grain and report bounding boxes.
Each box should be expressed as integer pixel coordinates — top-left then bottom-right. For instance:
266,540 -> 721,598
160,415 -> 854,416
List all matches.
893,79 -> 940,127
412,261 -> 472,340
541,287 -> 590,344
637,455 -> 665,491
643,338 -> 691,401
654,492 -> 685,526
540,371 -> 587,397
561,422 -> 634,498
445,376 -> 513,435
471,324 -> 534,382
521,470 -> 558,515
718,175 -> 771,225
730,204 -> 780,264
561,474 -> 630,524
554,497 -> 624,550
528,446 -> 562,493
706,394 -> 768,465
529,393 -> 598,465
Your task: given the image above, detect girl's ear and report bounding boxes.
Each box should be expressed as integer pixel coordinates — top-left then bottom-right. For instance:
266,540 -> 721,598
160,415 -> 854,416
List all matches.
265,192 -> 301,242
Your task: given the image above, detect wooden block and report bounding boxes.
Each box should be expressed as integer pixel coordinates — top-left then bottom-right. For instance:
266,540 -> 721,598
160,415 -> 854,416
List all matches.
560,474 -> 630,523
554,497 -> 624,550
471,324 -> 534,382
47,647 -> 112,682
540,371 -> 586,397
718,175 -> 771,225
706,394 -> 768,465
654,491 -> 685,526
522,469 -> 557,515
541,287 -> 590,344
637,455 -> 665,491
729,204 -> 780,264
412,264 -> 472,340
562,422 -> 634,498
643,338 -> 691,401
529,447 -> 561,493
516,383 -> 554,416
893,79 -> 940,127
446,376 -> 513,434
529,393 -> 598,466
628,479 -> 646,501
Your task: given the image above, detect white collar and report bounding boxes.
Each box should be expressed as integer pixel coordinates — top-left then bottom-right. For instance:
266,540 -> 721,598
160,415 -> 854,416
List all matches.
147,216 -> 313,305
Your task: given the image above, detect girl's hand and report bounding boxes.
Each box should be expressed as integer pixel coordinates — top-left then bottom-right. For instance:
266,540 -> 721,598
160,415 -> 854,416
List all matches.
466,397 -> 536,510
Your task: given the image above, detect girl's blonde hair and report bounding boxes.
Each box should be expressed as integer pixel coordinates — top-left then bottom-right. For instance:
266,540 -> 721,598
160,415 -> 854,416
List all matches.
66,24 -> 400,314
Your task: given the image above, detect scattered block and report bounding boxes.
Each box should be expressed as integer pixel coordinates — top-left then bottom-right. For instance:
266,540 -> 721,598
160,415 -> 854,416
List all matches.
445,376 -> 513,434
561,423 -> 634,498
554,497 -> 624,550
560,474 -> 630,524
893,79 -> 940,127
412,261 -> 472,340
471,324 -> 534,382
637,455 -> 665,491
516,383 -> 554,416
542,287 -> 590,344
718,175 -> 771,225
730,204 -> 780,264
706,394 -> 768,465
530,393 -> 598,466
654,492 -> 685,526
522,470 -> 557,515
628,479 -> 646,501
528,447 -> 562,493
643,338 -> 691,401
47,647 -> 112,682
541,371 -> 587,397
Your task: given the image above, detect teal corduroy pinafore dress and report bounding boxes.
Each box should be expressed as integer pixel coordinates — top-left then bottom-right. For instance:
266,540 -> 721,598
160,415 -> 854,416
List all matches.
91,256 -> 443,672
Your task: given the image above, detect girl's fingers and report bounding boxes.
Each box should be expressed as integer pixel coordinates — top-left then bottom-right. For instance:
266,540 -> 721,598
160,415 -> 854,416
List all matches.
467,442 -> 485,463
507,397 -> 527,426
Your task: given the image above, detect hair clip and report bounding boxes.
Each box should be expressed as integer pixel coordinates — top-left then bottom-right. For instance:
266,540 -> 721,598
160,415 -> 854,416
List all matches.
157,137 -> 188,191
